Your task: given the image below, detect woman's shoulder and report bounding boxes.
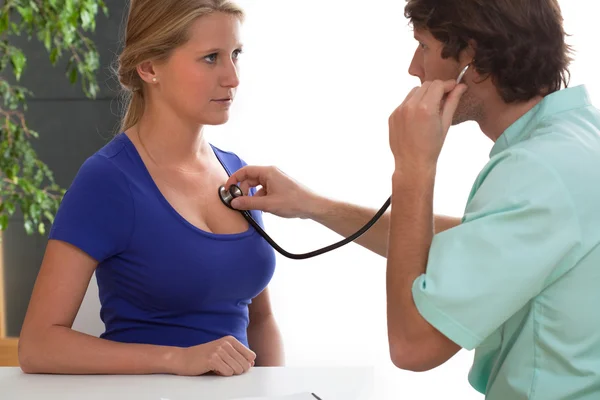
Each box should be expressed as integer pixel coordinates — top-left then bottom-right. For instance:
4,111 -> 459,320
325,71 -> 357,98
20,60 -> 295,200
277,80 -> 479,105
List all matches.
77,133 -> 140,180
87,132 -> 132,168
210,143 -> 249,171
69,133 -> 136,194
50,134 -> 136,262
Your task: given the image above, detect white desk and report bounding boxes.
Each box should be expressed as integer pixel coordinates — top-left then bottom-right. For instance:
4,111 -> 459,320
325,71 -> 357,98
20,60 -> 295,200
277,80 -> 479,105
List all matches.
0,366 -> 373,400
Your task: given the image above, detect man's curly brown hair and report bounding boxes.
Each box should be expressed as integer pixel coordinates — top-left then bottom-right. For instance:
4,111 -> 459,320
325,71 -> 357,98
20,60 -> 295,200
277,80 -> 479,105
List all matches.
404,0 -> 573,103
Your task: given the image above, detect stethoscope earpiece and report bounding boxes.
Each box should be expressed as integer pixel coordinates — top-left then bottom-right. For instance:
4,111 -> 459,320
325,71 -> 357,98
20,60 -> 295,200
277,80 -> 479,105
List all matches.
218,184 -> 243,210
456,64 -> 470,84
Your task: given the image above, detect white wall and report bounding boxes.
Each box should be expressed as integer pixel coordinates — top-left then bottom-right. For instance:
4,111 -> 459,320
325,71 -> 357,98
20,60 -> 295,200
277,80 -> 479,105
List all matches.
203,1 -> 598,399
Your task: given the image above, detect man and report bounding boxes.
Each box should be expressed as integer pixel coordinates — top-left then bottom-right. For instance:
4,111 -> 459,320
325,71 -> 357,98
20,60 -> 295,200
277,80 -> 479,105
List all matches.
225,0 -> 600,398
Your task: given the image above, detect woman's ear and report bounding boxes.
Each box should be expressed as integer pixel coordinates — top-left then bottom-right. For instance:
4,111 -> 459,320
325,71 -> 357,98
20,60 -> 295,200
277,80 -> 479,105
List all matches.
137,60 -> 159,85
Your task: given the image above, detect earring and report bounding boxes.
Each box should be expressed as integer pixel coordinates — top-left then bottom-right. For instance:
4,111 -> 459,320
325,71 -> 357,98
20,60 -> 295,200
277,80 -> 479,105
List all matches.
152,77 -> 157,83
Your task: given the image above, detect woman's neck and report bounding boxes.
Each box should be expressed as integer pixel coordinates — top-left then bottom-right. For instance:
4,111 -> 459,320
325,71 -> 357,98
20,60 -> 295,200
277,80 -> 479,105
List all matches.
131,106 -> 212,171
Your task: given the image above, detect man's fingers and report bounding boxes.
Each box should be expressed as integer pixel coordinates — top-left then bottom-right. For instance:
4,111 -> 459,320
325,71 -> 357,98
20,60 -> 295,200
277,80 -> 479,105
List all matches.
239,181 -> 250,196
230,194 -> 266,211
406,82 -> 431,107
441,83 -> 468,131
423,80 -> 457,110
400,86 -> 420,108
225,166 -> 268,189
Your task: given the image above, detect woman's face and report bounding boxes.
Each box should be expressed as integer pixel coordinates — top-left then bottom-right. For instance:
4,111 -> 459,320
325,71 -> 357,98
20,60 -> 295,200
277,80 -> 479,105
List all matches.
148,12 -> 243,126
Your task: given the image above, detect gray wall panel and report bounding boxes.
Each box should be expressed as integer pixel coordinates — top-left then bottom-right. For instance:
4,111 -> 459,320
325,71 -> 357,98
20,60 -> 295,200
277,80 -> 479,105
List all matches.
2,0 -> 129,337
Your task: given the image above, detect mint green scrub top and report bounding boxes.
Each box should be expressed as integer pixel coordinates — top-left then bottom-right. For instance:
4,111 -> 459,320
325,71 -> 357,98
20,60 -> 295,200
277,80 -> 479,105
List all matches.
413,85 -> 600,399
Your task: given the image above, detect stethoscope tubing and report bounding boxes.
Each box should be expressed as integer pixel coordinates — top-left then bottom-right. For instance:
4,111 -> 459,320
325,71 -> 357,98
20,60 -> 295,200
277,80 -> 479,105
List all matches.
219,184 -> 390,259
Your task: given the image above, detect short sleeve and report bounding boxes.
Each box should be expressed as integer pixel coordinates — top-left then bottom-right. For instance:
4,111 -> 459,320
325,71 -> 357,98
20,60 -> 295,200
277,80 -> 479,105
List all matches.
49,155 -> 134,262
412,150 -> 581,350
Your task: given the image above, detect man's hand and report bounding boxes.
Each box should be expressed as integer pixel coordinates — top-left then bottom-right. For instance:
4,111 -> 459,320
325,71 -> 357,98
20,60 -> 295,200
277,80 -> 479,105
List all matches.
389,80 -> 467,170
224,166 -> 320,219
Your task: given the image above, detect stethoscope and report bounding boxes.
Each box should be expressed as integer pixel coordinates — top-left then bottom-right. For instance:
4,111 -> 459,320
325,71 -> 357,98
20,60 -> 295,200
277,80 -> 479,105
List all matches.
219,184 -> 391,260
218,64 -> 471,260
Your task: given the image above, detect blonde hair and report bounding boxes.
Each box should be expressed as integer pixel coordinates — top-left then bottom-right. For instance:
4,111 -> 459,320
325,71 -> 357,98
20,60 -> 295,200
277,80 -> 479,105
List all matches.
117,0 -> 244,132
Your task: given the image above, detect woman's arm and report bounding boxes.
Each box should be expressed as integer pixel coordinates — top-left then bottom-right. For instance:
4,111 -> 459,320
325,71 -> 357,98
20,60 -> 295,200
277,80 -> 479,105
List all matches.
19,240 -> 255,376
247,288 -> 285,366
19,240 -> 181,374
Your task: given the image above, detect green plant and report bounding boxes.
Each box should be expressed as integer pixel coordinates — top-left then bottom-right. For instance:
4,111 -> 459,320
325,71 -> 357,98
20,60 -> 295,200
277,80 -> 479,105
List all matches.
0,0 -> 108,235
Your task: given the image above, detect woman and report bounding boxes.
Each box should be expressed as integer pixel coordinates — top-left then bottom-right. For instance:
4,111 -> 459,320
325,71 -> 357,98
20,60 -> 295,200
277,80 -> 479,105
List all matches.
18,0 -> 283,377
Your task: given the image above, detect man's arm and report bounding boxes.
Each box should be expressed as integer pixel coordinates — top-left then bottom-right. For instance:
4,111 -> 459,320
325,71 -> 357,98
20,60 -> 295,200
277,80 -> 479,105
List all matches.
224,166 -> 460,258
308,196 -> 461,258
383,79 -> 468,371
385,170 -> 461,371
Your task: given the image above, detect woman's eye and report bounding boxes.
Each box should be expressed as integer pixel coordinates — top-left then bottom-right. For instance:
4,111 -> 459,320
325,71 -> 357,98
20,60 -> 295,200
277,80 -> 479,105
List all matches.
204,53 -> 218,63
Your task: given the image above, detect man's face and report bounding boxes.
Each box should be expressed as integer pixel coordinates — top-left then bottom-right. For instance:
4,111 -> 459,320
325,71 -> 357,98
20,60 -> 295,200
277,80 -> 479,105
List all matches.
408,28 -> 482,125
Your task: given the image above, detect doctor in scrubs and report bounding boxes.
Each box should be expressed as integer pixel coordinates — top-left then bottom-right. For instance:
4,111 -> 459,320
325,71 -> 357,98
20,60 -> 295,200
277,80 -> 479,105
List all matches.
225,0 -> 600,399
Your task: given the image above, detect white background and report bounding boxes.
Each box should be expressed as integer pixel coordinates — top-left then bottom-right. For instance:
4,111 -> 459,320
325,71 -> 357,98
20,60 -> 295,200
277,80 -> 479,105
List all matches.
203,1 -> 597,399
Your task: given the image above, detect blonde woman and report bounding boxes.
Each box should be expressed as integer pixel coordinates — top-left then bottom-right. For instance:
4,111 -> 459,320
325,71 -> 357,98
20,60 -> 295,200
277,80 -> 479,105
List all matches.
18,0 -> 283,377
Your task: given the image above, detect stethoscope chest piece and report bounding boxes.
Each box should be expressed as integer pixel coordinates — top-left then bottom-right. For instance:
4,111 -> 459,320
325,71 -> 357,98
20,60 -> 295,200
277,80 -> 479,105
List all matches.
219,185 -> 243,210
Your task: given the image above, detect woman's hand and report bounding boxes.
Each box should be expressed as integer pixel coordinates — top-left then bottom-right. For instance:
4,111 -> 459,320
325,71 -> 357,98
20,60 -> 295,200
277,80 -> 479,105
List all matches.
173,336 -> 256,377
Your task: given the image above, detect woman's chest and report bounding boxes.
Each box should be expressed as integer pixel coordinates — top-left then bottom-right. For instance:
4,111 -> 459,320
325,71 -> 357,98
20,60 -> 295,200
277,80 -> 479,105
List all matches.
149,168 -> 249,235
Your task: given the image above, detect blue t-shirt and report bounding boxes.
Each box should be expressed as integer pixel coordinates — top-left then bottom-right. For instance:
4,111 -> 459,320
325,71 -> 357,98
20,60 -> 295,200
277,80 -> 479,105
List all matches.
49,133 -> 276,348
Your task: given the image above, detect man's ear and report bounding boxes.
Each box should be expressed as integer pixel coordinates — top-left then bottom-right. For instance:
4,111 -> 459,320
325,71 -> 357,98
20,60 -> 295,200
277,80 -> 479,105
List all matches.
461,39 -> 477,68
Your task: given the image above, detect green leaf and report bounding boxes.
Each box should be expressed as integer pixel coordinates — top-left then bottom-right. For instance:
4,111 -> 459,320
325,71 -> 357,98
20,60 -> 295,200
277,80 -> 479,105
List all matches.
81,10 -> 92,29
0,215 -> 8,231
34,189 -> 44,203
100,1 -> 109,16
6,202 -> 16,216
10,50 -> 27,81
30,203 -> 41,220
10,22 -> 19,35
44,29 -> 52,51
69,67 -> 78,84
89,82 -> 97,98
0,10 -> 9,34
17,6 -> 34,24
28,1 -> 39,13
84,51 -> 99,70
38,222 -> 45,235
11,164 -> 20,179
24,220 -> 33,235
44,211 -> 55,223
49,48 -> 59,65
